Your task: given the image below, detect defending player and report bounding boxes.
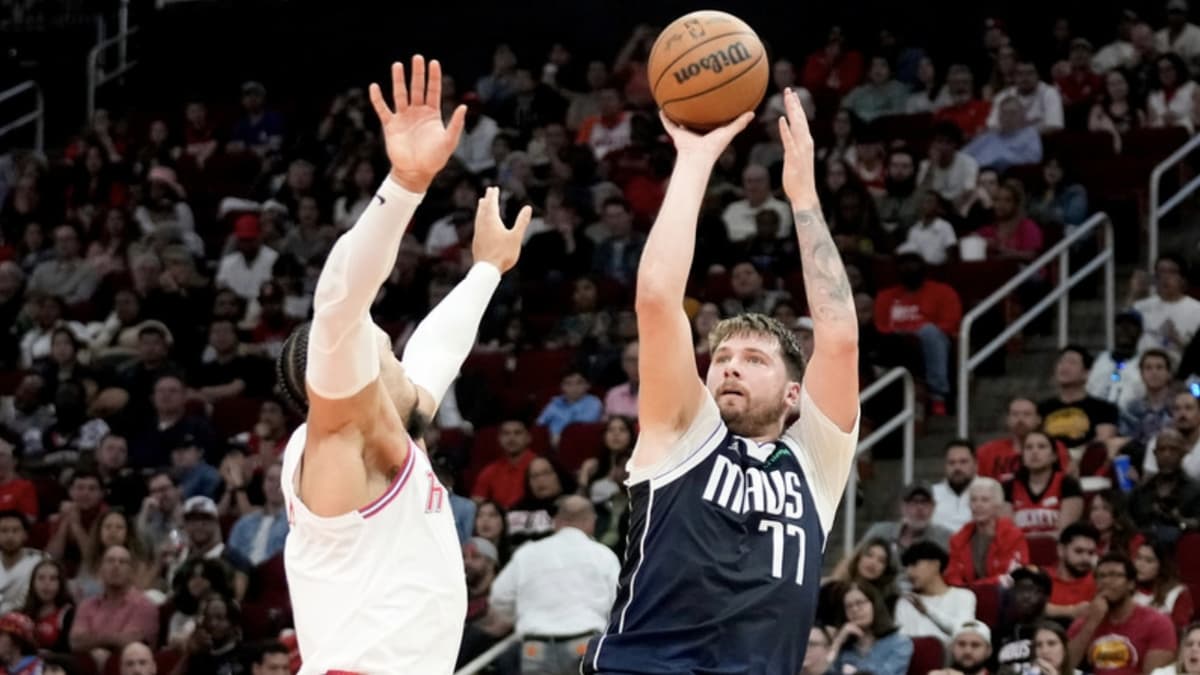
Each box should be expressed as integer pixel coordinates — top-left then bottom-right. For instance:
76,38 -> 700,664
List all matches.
584,90 -> 860,674
274,56 -> 531,674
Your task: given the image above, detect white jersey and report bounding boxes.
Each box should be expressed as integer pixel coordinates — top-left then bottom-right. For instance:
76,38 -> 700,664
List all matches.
281,424 -> 466,674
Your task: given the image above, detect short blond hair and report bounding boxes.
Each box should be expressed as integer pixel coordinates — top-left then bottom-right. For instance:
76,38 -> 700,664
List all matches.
708,313 -> 806,380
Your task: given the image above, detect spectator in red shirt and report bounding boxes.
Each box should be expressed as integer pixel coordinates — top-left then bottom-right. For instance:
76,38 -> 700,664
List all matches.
977,398 -> 1071,481
934,65 -> 992,140
946,477 -> 1029,586
1002,430 -> 1084,536
1132,535 -> 1194,630
69,545 -> 159,668
1046,523 -> 1099,622
1068,553 -> 1176,675
471,420 -> 537,508
1055,39 -> 1105,112
802,26 -> 864,97
0,439 -> 36,521
874,253 -> 962,414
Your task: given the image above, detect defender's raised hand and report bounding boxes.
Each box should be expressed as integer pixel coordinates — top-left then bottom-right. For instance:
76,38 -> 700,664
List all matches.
472,187 -> 532,274
369,55 -> 466,193
778,88 -> 819,210
659,110 -> 754,164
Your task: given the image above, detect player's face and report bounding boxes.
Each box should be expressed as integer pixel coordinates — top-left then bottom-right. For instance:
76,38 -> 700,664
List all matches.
951,633 -> 990,669
1134,545 -> 1160,583
706,333 -> 800,438
843,588 -> 874,628
1181,628 -> 1200,673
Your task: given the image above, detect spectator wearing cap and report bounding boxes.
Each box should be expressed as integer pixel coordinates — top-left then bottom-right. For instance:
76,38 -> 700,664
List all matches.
1055,39 -> 1105,111
857,483 -> 953,561
987,61 -> 1065,132
119,641 -> 155,675
1093,11 -> 1139,74
0,439 -> 36,522
842,55 -> 911,122
963,95 -> 1044,171
46,470 -> 108,572
1040,346 -> 1121,449
227,462 -> 289,566
70,545 -> 159,664
994,567 -> 1054,672
27,224 -> 99,305
216,213 -> 279,306
1088,310 -> 1147,411
918,123 -> 979,217
1045,523 -> 1100,622
945,477 -> 1029,586
721,260 -> 789,318
1135,255 -> 1200,365
1002,429 -> 1084,535
1132,428 -> 1200,535
874,253 -> 962,414
977,398 -> 1072,481
489,496 -> 619,675
929,621 -> 992,675
463,536 -> 499,626
172,435 -> 220,501
895,541 -> 977,645
932,440 -> 977,533
1068,553 -> 1177,674
0,511 -> 43,614
0,611 -> 42,674
1158,0 -> 1200,74
168,496 -> 250,598
591,197 -> 645,287
228,81 -> 284,158
128,373 -> 217,470
1118,350 -> 1175,444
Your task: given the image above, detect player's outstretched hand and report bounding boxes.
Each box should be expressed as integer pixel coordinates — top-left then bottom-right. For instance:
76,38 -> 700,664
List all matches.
778,88 -> 819,210
369,55 -> 466,193
659,110 -> 754,165
472,187 -> 532,274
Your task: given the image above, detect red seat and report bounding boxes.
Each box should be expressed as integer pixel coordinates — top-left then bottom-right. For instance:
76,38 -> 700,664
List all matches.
0,370 -> 28,395
155,648 -> 183,675
1079,442 -> 1110,477
1178,532 -> 1200,584
1042,130 -> 1117,163
1028,535 -> 1059,567
870,113 -> 935,145
1124,127 -> 1190,161
515,349 -> 574,391
971,582 -> 1001,628
558,422 -> 607,472
907,636 -> 945,675
212,396 -> 265,439
462,351 -> 512,392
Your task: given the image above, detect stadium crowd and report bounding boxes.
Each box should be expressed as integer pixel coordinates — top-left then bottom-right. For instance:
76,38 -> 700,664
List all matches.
3,1 -> 1200,674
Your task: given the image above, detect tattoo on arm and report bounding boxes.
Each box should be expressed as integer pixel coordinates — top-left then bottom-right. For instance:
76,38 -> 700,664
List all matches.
794,209 -> 855,326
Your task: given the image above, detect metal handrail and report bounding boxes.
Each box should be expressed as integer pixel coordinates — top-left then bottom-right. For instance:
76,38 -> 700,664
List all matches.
0,81 -> 44,153
1148,133 -> 1200,274
86,25 -> 140,120
956,213 -> 1116,438
842,366 -> 916,557
454,633 -> 519,675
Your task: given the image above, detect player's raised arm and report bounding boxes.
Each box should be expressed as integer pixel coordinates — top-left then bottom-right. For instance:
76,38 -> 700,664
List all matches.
306,56 -> 466,433
631,111 -> 754,467
401,188 -> 531,419
778,88 -> 859,431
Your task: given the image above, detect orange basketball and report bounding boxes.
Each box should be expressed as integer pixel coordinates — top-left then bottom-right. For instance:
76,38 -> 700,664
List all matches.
648,10 -> 769,131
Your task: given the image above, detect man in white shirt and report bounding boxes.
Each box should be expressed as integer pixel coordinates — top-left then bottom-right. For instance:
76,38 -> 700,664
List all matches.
986,61 -> 1064,132
931,440 -> 976,534
894,541 -> 977,645
1093,10 -> 1139,74
454,93 -> 500,174
1134,254 -> 1200,364
0,512 -> 44,613
1086,309 -> 1146,410
490,495 -> 619,675
918,123 -> 979,206
721,164 -> 793,243
1158,0 -> 1200,74
215,215 -> 279,303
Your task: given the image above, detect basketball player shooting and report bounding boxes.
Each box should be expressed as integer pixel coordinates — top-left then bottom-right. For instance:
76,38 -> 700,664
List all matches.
583,89 -> 860,674
273,56 -> 531,674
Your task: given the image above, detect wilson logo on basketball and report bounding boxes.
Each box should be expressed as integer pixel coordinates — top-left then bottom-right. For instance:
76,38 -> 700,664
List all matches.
672,41 -> 753,84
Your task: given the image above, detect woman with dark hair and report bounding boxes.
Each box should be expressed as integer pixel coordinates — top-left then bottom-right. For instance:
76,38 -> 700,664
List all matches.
1090,69 -> 1144,151
166,558 -> 235,648
828,581 -> 914,675
22,560 -> 74,654
177,592 -> 244,675
72,511 -> 154,601
1134,535 -> 1195,629
818,109 -> 861,166
506,456 -> 576,547
1003,429 -> 1084,535
1090,489 -> 1143,556
37,328 -> 98,402
974,179 -> 1044,262
472,499 -> 511,564
85,208 -> 135,279
65,143 -> 128,216
1032,620 -> 1078,675
1147,53 -> 1196,132
1028,156 -> 1089,229
820,537 -> 899,625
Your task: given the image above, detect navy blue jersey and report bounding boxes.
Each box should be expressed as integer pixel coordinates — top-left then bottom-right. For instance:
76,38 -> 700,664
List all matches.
583,388 -> 857,675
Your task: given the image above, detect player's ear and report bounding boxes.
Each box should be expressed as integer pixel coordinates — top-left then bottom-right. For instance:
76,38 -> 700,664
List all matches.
784,380 -> 802,410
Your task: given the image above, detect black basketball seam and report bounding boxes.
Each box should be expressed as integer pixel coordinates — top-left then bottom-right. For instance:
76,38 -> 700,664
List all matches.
651,30 -> 759,95
659,51 -> 766,109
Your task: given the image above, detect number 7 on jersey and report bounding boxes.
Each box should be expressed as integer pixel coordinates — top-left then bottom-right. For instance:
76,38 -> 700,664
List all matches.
758,520 -> 806,584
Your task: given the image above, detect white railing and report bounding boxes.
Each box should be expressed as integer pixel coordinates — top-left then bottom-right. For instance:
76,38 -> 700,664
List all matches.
454,633 -> 519,675
957,213 -> 1116,438
85,0 -> 138,121
0,81 -> 44,153
1148,133 -> 1200,274
841,366 -> 916,557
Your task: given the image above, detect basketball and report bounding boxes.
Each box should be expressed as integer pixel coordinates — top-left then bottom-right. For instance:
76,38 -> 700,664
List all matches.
648,10 -> 769,131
